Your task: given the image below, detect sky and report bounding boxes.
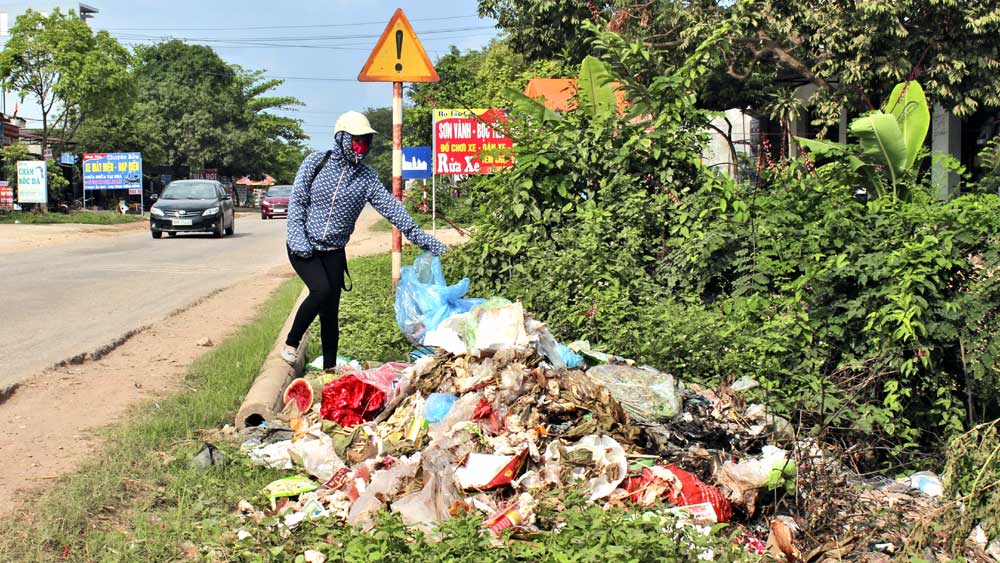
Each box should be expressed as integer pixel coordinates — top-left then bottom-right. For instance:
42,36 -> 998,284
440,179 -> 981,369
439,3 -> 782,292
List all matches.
2,0 -> 500,150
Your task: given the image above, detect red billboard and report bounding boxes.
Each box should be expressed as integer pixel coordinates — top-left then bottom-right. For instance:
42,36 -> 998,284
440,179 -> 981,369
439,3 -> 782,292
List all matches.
432,108 -> 513,175
0,182 -> 11,208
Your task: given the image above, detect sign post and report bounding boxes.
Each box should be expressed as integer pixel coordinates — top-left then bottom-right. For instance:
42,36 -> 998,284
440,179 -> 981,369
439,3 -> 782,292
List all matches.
403,145 -> 434,235
359,8 -> 439,284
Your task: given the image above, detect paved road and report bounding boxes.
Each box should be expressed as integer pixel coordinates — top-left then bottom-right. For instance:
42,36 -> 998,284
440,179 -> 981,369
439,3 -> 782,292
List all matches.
0,215 -> 290,392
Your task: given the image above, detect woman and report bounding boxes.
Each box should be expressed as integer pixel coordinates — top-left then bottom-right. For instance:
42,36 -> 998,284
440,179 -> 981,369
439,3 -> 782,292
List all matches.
281,111 -> 446,369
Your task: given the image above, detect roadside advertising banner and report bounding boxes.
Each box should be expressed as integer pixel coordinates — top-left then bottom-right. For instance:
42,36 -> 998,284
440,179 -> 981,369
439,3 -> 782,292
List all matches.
432,109 -> 513,175
16,160 -> 47,203
0,181 -> 12,208
83,152 -> 143,191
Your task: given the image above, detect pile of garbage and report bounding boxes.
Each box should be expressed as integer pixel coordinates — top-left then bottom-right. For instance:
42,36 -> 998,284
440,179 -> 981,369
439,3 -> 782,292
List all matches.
234,255 -> 974,562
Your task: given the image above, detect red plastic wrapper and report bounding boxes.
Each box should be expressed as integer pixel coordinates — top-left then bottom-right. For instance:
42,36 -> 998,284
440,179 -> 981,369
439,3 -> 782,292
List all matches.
473,398 -> 505,434
355,362 -> 409,405
626,465 -> 732,523
320,375 -> 386,428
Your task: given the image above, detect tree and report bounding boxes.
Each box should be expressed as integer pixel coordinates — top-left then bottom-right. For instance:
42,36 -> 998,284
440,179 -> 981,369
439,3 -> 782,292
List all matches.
406,46 -> 487,147
719,0 -> 1000,122
478,0 -> 607,63
0,8 -> 133,156
75,41 -> 306,181
222,68 -> 307,179
484,0 -> 1000,129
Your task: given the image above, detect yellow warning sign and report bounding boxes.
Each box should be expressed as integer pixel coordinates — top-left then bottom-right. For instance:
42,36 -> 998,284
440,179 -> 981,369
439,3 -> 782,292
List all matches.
358,9 -> 439,83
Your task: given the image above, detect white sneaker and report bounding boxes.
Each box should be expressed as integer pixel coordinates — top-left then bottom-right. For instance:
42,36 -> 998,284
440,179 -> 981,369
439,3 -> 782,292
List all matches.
280,345 -> 298,364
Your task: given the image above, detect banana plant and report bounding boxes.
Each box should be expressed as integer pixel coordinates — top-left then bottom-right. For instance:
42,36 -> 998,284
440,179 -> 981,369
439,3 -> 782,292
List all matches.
796,81 -> 930,201
576,55 -> 618,117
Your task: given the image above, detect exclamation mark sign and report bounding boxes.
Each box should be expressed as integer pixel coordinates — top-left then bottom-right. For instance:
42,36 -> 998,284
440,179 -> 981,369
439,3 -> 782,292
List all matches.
394,30 -> 403,72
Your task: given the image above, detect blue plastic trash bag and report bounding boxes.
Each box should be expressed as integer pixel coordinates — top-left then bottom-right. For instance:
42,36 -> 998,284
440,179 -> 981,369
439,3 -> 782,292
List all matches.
395,253 -> 485,344
558,343 -> 585,369
423,392 -> 457,423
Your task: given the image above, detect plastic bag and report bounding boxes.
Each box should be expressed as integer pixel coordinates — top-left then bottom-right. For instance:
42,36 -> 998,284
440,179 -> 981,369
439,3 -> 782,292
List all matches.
287,426 -> 346,482
898,471 -> 943,497
263,475 -> 320,499
423,312 -> 471,355
426,392 -> 481,444
395,253 -> 484,344
627,465 -> 732,523
558,344 -> 584,369
716,446 -> 795,510
423,393 -> 457,423
248,440 -> 294,470
533,324 -> 585,369
586,365 -> 682,421
320,375 -> 385,428
348,453 -> 422,525
355,362 -> 409,405
391,447 -> 460,526
543,435 -> 628,501
462,298 -> 529,351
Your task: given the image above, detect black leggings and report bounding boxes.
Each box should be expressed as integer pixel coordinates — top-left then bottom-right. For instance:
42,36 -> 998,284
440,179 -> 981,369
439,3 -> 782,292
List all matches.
286,247 -> 349,370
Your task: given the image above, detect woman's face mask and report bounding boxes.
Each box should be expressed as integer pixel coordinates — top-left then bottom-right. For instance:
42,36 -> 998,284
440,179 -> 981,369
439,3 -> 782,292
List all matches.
351,135 -> 372,156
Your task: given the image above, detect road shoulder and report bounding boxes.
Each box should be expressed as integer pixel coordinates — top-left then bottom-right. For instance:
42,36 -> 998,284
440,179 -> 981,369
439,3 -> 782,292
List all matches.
0,220 -> 148,255
0,267 -> 295,515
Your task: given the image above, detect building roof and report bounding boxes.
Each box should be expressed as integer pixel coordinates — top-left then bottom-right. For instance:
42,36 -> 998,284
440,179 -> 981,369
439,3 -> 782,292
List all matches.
523,78 -> 629,113
524,79 -> 578,112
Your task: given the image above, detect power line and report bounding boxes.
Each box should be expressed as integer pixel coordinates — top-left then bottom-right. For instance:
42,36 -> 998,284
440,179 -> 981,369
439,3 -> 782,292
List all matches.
119,42 -> 372,52
116,31 -> 498,48
100,14 -> 483,32
111,25 -> 495,44
119,31 -> 498,53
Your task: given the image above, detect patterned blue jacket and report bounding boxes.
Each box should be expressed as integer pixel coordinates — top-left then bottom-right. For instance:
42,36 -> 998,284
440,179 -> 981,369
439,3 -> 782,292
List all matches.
286,132 -> 446,257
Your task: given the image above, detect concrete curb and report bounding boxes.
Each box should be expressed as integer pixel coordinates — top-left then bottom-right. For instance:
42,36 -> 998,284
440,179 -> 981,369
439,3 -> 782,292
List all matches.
235,286 -> 309,429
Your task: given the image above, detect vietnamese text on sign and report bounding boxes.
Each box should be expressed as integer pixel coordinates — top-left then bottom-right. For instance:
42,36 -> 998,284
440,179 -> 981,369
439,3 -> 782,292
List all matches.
432,109 -> 513,175
17,160 -> 47,203
83,152 -> 143,191
0,181 -> 12,208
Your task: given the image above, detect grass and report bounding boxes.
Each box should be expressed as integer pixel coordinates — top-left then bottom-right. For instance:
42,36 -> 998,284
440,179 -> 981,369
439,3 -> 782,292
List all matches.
0,210 -> 146,225
0,276 -> 303,562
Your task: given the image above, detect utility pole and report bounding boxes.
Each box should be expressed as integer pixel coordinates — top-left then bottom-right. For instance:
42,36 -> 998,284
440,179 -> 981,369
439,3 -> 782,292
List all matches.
358,9 -> 439,284
391,81 -> 403,283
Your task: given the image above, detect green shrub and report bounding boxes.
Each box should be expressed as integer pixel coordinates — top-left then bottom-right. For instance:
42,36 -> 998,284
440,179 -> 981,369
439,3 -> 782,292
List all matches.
449,24 -> 1000,455
666,162 -> 1000,445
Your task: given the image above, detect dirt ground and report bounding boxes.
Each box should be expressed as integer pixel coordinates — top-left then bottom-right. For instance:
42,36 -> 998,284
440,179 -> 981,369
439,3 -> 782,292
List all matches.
0,210 -> 468,515
0,220 -> 148,255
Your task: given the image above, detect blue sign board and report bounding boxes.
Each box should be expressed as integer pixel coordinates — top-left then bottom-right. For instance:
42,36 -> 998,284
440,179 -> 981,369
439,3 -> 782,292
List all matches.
59,153 -> 78,165
82,152 -> 143,191
402,146 -> 433,180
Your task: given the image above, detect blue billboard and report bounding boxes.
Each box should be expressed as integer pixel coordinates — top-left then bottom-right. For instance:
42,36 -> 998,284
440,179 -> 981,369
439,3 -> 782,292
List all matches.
402,146 -> 433,180
82,152 -> 143,191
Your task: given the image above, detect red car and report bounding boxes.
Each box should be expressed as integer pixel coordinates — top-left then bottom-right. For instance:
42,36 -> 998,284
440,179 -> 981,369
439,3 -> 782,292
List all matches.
261,185 -> 291,219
